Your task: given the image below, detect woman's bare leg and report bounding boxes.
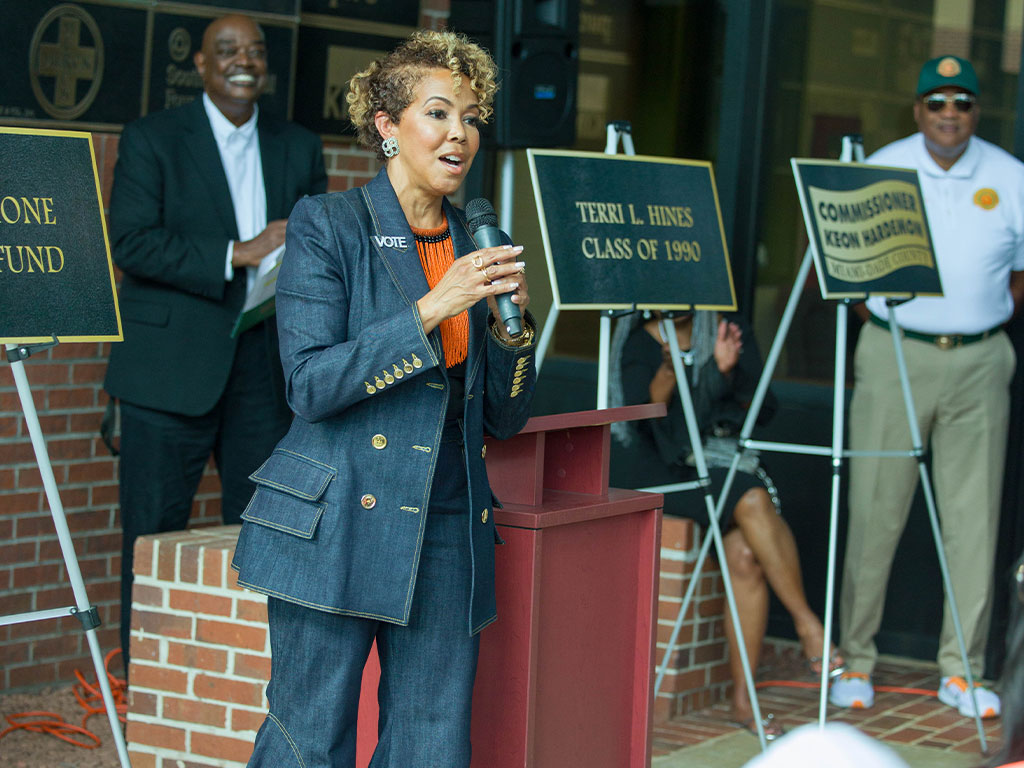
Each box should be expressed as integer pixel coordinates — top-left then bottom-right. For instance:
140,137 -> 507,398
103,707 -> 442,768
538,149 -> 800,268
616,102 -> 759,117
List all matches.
722,526 -> 769,722
732,487 -> 837,667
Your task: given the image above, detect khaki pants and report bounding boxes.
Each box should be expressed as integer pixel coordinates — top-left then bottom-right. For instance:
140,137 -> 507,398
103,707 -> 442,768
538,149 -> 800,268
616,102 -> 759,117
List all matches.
840,323 -> 1015,678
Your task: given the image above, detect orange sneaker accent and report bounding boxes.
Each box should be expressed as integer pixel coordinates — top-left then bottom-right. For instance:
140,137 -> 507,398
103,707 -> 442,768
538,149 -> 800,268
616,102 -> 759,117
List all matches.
946,675 -> 969,692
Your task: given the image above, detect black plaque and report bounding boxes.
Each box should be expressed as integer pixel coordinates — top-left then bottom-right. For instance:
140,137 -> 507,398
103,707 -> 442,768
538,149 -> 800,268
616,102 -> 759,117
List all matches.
792,159 -> 943,300
293,24 -> 403,137
527,150 -> 737,311
167,0 -> 299,12
0,128 -> 121,343
300,0 -> 419,26
2,1 -> 147,126
148,12 -> 294,122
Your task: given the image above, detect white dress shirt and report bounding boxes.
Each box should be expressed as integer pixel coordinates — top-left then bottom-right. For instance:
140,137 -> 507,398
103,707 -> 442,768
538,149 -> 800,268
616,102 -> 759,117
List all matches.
203,92 -> 267,294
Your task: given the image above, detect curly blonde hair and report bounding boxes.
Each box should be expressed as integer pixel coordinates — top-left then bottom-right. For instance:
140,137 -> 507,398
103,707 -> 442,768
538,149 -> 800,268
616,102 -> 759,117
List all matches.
347,29 -> 498,161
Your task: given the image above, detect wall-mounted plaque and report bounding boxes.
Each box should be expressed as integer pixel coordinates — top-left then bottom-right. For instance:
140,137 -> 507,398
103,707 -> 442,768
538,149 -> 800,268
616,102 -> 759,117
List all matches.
301,0 -> 419,26
1,0 -> 421,132
163,0 -> 299,13
2,1 -> 147,128
292,24 -> 404,137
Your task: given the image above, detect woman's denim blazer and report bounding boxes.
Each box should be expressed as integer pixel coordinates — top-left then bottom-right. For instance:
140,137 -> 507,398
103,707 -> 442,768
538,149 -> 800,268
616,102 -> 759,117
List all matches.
231,168 -> 536,635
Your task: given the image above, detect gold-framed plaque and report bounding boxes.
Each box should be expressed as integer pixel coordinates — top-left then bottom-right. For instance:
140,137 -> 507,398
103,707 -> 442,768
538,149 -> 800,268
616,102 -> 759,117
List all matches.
791,158 -> 943,300
527,149 -> 737,311
0,127 -> 122,344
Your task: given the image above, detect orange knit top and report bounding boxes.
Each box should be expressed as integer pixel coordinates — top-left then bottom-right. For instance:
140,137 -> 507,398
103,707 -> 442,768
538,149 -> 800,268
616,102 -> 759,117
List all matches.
411,214 -> 468,368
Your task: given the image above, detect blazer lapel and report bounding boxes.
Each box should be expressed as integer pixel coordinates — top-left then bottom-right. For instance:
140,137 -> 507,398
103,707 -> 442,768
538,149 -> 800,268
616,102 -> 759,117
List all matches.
361,170 -> 491,377
182,99 -> 238,239
361,169 -> 432,307
258,115 -> 286,219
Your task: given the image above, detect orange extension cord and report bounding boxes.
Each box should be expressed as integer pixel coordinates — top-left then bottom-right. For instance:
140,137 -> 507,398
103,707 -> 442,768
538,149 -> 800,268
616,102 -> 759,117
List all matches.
0,648 -> 127,750
756,678 -> 938,697
0,652 -> 938,752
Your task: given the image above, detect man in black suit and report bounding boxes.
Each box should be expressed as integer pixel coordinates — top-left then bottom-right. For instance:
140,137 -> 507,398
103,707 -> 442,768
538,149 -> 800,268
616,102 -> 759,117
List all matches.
105,14 -> 327,665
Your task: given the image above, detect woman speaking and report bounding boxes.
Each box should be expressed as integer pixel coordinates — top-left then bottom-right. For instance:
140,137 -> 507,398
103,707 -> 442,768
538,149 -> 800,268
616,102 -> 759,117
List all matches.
232,30 -> 536,767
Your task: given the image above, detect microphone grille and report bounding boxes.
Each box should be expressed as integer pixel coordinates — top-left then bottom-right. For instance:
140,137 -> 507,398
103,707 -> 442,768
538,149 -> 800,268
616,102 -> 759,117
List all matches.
465,198 -> 498,232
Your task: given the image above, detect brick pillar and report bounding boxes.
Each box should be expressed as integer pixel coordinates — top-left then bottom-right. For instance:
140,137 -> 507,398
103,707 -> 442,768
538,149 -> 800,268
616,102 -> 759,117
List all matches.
126,526 -> 268,768
654,517 -> 730,722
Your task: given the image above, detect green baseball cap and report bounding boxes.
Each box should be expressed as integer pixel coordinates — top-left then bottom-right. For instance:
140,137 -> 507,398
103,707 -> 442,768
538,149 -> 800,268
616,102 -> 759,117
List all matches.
917,55 -> 979,96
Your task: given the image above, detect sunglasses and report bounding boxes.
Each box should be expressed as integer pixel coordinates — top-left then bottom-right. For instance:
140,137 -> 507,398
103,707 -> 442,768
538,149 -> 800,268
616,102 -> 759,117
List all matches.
923,93 -> 976,113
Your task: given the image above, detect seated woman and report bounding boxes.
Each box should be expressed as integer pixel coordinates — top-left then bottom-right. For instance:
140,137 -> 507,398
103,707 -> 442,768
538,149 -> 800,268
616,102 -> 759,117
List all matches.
609,309 -> 841,738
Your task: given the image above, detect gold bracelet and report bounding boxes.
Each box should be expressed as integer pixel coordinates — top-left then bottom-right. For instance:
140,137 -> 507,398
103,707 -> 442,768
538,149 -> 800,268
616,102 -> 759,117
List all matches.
490,319 -> 535,348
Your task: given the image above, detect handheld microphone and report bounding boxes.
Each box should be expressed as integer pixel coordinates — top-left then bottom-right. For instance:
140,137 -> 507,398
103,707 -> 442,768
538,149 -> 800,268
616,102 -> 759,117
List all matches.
465,197 -> 523,337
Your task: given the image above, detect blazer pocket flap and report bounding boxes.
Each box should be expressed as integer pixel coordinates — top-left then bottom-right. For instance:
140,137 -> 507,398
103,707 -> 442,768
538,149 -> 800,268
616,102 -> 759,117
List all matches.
242,487 -> 325,539
249,449 -> 335,501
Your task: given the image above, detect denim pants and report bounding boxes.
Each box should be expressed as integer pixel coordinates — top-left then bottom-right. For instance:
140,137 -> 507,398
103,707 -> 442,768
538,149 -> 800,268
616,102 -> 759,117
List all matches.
247,511 -> 480,767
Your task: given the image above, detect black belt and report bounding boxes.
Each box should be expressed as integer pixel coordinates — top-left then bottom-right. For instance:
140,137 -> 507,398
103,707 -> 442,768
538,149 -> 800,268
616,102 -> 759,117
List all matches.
868,314 -> 1001,350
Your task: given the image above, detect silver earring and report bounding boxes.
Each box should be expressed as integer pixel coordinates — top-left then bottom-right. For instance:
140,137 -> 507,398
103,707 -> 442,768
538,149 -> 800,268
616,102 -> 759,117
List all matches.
382,137 -> 399,158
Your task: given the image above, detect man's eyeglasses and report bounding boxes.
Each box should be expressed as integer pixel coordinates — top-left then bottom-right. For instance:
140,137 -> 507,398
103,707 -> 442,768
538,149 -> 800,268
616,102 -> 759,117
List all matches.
923,93 -> 976,113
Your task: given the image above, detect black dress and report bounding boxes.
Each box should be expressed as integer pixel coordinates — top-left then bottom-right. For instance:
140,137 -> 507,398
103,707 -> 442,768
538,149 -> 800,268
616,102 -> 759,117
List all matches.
609,318 -> 777,528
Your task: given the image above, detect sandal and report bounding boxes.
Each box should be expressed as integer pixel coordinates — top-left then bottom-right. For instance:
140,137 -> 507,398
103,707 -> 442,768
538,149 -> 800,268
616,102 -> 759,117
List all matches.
807,649 -> 846,679
733,712 -> 785,742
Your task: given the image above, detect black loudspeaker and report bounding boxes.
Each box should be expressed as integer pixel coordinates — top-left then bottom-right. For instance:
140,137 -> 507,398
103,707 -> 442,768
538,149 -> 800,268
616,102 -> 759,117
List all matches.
449,0 -> 579,148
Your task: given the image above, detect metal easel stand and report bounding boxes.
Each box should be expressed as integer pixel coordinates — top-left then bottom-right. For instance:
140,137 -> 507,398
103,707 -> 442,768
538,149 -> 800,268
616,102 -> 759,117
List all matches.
650,315 -> 770,751
660,140 -> 852,729
569,121 -> 766,748
676,136 -> 987,749
1,341 -> 132,768
535,122 -> 637,376
877,301 -> 988,748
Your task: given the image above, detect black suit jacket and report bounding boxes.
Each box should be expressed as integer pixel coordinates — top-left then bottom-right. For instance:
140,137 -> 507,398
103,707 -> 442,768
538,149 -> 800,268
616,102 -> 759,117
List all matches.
104,98 -> 327,416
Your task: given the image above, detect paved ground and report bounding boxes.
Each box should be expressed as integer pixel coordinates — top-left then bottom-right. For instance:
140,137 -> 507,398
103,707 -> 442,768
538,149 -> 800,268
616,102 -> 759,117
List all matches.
0,642 -> 1002,767
0,683 -> 123,767
652,642 -> 1000,767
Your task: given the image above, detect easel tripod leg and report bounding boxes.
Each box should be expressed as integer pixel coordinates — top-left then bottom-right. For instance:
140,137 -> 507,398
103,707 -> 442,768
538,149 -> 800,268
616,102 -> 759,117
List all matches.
653,464 -> 739,701
659,319 -> 768,752
658,250 -> 812,743
5,348 -> 133,767
884,309 -> 988,751
818,302 -> 848,726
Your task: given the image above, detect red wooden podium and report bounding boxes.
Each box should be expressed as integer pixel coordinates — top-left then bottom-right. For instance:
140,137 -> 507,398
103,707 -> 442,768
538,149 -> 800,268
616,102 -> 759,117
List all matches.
356,405 -> 665,767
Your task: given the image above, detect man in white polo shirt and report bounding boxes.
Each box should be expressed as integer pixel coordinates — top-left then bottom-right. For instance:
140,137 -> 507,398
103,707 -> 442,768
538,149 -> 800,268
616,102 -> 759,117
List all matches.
830,55 -> 1024,717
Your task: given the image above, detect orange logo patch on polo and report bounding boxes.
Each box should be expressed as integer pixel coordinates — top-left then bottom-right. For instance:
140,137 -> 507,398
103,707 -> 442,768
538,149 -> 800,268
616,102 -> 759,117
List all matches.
974,188 -> 999,210
937,57 -> 962,77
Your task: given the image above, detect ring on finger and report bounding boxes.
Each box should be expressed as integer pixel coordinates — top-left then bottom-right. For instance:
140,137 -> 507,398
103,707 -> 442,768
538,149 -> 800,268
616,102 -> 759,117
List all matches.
472,255 -> 484,269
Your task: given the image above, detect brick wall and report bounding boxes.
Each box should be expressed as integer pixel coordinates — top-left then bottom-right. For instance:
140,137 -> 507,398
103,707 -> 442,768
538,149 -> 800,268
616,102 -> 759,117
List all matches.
124,519 -> 730,767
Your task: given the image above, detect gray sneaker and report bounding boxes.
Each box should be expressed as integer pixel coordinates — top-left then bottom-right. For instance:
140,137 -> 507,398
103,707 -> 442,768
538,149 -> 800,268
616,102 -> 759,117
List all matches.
937,676 -> 1000,718
828,672 -> 875,709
